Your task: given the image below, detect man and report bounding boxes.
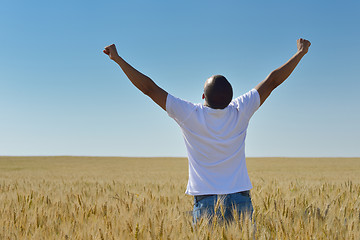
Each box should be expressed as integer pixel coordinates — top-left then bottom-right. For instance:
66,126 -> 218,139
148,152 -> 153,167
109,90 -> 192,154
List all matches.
103,38 -> 311,223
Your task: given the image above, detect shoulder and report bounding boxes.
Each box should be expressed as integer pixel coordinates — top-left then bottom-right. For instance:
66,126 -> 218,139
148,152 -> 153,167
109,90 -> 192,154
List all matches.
166,94 -> 201,123
166,94 -> 199,110
229,89 -> 260,118
230,89 -> 260,107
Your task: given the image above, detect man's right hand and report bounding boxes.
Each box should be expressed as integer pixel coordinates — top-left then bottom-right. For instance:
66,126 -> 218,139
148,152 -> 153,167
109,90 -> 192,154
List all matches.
103,44 -> 120,61
297,38 -> 311,55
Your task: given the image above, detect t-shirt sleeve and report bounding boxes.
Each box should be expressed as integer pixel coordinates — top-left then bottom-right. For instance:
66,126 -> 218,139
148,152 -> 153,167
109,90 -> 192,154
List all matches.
166,94 -> 197,124
231,89 -> 260,119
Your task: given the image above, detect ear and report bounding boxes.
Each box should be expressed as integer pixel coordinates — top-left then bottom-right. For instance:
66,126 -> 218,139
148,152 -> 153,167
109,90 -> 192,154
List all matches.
202,93 -> 205,99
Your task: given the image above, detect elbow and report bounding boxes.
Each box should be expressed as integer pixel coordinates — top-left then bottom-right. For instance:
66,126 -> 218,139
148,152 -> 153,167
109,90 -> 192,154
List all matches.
144,76 -> 159,96
269,70 -> 280,81
139,76 -> 155,96
142,83 -> 154,96
142,87 -> 152,96
268,71 -> 280,89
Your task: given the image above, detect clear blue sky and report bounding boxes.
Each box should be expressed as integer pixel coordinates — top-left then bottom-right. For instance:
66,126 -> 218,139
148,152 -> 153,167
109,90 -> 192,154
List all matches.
0,0 -> 359,157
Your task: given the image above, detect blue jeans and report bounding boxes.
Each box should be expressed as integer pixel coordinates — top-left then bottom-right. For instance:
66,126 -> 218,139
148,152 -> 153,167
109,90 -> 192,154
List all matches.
192,191 -> 253,224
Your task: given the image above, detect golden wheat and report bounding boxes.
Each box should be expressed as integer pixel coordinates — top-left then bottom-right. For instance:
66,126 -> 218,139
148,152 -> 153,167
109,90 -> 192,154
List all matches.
1,156 -> 359,239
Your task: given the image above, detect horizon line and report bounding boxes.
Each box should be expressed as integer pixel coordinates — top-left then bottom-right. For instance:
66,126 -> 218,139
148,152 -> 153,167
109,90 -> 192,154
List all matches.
1,155 -> 359,159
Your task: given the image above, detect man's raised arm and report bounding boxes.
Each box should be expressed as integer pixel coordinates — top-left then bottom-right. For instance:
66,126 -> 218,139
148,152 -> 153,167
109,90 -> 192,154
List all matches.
255,38 -> 311,106
103,44 -> 168,111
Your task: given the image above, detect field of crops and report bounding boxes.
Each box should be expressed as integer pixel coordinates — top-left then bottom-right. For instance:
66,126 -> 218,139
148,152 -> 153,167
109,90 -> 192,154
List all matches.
1,156 -> 359,239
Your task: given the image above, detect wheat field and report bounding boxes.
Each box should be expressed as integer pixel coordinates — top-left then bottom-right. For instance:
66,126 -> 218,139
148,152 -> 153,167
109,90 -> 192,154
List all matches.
1,156 -> 359,239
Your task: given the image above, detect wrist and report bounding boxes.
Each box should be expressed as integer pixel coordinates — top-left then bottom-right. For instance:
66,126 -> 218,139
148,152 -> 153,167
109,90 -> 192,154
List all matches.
297,49 -> 307,56
112,55 -> 122,62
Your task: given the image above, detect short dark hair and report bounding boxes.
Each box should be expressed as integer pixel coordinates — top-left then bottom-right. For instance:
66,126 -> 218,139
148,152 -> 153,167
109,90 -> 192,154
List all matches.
204,75 -> 233,109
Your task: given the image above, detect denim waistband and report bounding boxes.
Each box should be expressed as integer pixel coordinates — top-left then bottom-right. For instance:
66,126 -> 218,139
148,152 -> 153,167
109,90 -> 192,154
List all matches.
194,190 -> 250,203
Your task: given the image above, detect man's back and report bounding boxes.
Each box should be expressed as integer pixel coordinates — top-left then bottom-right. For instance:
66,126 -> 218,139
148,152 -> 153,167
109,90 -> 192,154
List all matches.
103,38 -> 311,223
166,89 -> 260,195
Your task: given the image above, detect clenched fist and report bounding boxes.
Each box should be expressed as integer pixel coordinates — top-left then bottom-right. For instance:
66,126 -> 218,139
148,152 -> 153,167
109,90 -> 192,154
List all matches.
297,38 -> 311,54
103,44 -> 120,60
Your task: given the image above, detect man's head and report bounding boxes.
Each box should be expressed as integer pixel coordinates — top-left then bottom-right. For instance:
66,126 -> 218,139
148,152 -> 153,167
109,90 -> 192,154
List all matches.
202,75 -> 233,109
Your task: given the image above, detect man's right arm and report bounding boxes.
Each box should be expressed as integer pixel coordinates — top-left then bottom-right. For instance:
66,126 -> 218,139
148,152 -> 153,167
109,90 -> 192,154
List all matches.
255,38 -> 311,106
103,44 -> 168,111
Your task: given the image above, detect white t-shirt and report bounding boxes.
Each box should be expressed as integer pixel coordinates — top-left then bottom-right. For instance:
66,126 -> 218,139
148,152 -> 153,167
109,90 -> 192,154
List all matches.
166,89 -> 260,195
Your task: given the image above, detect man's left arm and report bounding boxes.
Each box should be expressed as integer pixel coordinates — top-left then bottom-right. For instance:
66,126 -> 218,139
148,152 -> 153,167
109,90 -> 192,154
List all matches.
104,44 -> 168,111
255,38 -> 311,107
